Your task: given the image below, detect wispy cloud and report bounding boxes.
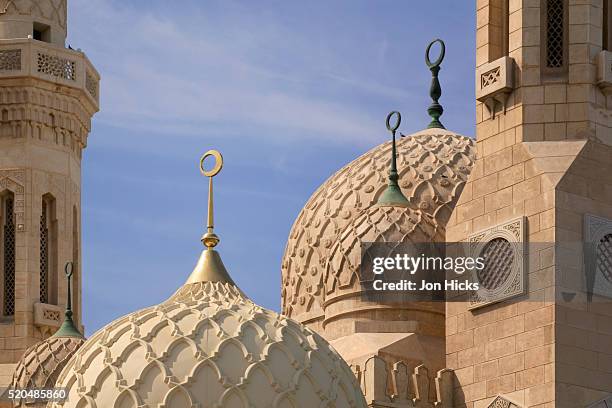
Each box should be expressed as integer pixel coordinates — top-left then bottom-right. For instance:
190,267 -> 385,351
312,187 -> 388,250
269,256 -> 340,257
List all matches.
68,0 -> 409,145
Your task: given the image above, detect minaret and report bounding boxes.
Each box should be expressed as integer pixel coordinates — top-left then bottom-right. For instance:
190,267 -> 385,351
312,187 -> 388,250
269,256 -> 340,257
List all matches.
447,1 -> 612,407
0,0 -> 99,385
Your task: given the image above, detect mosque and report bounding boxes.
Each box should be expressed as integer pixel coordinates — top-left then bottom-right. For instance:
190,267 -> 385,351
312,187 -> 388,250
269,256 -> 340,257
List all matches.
0,0 -> 612,407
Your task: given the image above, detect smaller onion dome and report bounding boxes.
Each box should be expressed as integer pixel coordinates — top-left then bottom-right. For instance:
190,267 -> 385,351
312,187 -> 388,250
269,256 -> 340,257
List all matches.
11,262 -> 85,407
321,112 -> 444,341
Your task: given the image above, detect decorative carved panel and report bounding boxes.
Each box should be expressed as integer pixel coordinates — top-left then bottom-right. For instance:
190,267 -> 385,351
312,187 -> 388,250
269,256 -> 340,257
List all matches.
36,52 -> 76,81
468,217 -> 526,309
0,49 -> 21,71
34,302 -> 62,335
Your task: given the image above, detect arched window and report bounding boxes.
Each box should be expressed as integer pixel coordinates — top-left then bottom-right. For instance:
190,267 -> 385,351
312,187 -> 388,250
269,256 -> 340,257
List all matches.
40,195 -> 57,304
542,0 -> 568,75
2,193 -> 15,317
72,206 -> 79,325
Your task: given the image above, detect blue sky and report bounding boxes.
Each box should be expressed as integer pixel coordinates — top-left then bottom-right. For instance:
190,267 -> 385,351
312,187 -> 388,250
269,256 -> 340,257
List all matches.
68,0 -> 476,334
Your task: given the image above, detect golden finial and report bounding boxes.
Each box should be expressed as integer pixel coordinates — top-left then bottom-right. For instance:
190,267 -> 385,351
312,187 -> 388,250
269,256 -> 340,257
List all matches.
184,149 -> 236,286
199,150 -> 223,249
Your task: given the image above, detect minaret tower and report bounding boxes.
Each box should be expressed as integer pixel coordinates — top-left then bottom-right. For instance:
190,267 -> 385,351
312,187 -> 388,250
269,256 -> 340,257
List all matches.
0,0 -> 99,385
447,1 -> 612,407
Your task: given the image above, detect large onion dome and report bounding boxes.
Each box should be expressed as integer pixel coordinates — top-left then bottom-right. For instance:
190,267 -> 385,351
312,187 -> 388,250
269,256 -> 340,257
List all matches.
50,150 -> 367,408
280,127 -> 475,330
11,263 -> 85,408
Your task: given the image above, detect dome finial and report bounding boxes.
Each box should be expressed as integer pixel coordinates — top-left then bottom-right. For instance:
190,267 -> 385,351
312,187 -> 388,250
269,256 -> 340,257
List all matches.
184,149 -> 236,286
199,150 -> 223,249
377,111 -> 410,206
425,39 -> 446,129
52,262 -> 83,338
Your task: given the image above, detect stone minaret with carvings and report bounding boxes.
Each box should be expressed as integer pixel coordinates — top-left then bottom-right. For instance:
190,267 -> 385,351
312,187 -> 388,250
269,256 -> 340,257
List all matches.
0,0 -> 98,385
446,1 -> 612,407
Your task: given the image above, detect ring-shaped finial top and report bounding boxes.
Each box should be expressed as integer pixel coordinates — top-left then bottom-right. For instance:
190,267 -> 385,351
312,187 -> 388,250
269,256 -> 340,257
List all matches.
425,39 -> 445,68
200,150 -> 224,177
386,111 -> 401,133
65,261 -> 73,278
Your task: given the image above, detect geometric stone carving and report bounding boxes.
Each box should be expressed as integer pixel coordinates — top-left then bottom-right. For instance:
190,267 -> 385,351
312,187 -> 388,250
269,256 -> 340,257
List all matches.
475,56 -> 514,119
468,217 -> 526,309
50,281 -> 368,407
0,49 -> 21,71
36,52 -> 76,81
33,302 -> 62,336
281,128 -> 475,325
585,214 -> 612,299
487,395 -> 522,408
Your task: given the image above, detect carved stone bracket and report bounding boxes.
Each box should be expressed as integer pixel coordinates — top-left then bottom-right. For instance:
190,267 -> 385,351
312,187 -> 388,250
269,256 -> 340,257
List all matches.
34,302 -> 62,337
476,56 -> 515,119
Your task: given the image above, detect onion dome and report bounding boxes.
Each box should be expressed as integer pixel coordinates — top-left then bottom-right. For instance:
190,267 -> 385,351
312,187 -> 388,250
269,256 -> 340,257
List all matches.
11,262 -> 85,407
280,40 -> 475,331
322,111 -> 445,341
281,129 -> 474,328
51,150 -> 367,408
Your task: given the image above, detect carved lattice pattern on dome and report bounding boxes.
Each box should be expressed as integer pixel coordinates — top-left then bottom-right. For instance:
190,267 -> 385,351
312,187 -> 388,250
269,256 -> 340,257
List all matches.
477,238 -> 514,290
85,71 -> 97,99
281,131 -> 475,320
0,49 -> 21,71
3,197 -> 15,316
40,201 -> 49,303
50,281 -> 367,408
597,234 -> 612,284
546,0 -> 565,68
11,336 -> 85,403
325,206 -> 438,295
36,52 -> 76,81
481,67 -> 500,88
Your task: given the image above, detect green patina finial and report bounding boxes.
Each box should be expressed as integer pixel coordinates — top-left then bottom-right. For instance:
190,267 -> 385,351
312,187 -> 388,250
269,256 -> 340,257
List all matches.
425,39 -> 446,129
53,262 -> 84,338
377,111 -> 410,206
